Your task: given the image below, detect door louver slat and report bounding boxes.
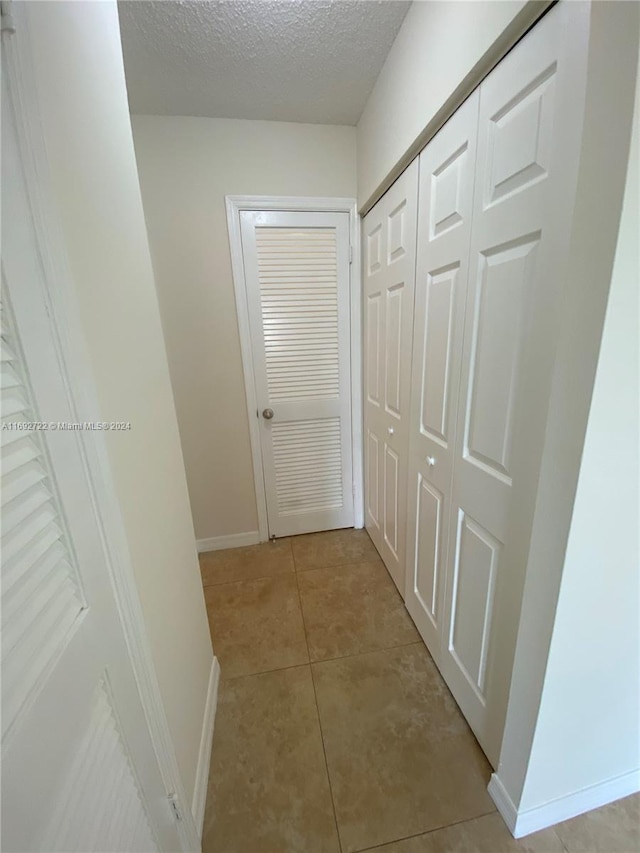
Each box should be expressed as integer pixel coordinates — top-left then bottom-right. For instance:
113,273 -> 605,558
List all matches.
45,681 -> 158,852
272,418 -> 344,515
256,228 -> 340,402
1,301 -> 83,739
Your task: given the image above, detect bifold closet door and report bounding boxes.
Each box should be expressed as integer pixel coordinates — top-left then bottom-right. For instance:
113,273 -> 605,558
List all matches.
405,1 -> 590,766
363,160 -> 418,595
405,90 -> 480,657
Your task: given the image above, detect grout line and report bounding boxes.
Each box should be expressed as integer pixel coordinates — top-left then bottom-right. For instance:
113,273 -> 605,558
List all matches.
350,808 -> 498,853
200,568 -> 295,590
294,554 -> 383,574
291,538 -> 311,660
293,545 -> 343,853
219,660 -> 312,685
308,660 -> 344,853
219,640 -> 427,687
309,639 -> 424,667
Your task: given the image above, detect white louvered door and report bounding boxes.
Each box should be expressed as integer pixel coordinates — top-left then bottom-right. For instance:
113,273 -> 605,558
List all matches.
1,67 -> 179,853
240,211 -> 354,537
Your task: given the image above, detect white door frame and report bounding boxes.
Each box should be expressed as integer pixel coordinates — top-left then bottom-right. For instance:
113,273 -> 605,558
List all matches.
3,11 -> 201,850
226,195 -> 363,542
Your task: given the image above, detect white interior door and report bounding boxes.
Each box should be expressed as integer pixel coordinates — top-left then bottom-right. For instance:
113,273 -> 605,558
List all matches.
363,161 -> 419,595
240,210 -> 354,538
1,70 -> 180,853
405,91 -> 480,655
438,3 -> 589,765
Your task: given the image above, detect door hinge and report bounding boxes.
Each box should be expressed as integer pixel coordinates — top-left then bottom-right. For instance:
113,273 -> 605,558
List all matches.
349,246 -> 353,265
168,793 -> 183,823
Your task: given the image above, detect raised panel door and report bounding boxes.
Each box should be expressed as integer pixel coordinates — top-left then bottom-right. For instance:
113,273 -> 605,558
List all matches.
363,160 -> 418,595
405,91 -> 479,656
440,1 -> 590,764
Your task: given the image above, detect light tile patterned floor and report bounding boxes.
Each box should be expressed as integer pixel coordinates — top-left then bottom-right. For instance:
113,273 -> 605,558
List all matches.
200,529 -> 639,853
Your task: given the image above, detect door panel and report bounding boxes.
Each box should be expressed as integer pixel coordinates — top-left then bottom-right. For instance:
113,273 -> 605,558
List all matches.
414,475 -> 442,627
366,293 -> 381,405
420,265 -> 459,443
383,443 -> 400,559
363,160 -> 418,594
384,283 -> 404,417
366,430 -> 380,533
240,211 -> 354,538
449,511 -> 500,698
440,2 -> 590,764
464,237 -> 539,480
405,91 -> 480,657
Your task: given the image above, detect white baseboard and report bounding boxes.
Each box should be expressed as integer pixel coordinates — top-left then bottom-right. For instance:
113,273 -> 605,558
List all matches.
191,657 -> 221,839
196,531 -> 260,553
488,774 -> 519,834
489,769 -> 640,839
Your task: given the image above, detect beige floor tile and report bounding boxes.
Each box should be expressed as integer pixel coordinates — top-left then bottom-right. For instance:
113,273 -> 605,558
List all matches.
202,666 -> 340,853
312,643 -> 495,853
292,527 -> 379,571
204,574 -> 308,678
199,538 -> 294,587
361,812 -> 565,852
554,793 -> 640,853
298,559 -> 420,661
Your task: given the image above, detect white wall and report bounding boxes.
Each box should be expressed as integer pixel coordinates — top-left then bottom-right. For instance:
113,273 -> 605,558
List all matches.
131,116 -> 356,543
517,50 -> 640,813
24,1 -> 214,804
356,0 -> 532,210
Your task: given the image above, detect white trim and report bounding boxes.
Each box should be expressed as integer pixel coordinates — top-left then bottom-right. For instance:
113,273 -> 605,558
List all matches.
191,657 -> 221,839
4,10 -> 201,851
196,531 -> 260,553
487,774 -> 519,835
225,195 -> 364,541
349,202 -> 364,529
489,771 -> 640,839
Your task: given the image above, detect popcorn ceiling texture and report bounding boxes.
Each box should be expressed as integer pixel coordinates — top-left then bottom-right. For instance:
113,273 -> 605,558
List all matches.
118,0 -> 410,125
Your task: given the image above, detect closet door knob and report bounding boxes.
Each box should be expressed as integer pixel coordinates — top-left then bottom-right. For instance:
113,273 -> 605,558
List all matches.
387,427 -> 394,436
262,408 -> 274,420
426,456 -> 436,467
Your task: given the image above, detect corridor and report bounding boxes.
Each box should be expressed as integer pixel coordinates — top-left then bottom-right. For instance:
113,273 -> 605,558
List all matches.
198,530 -> 638,852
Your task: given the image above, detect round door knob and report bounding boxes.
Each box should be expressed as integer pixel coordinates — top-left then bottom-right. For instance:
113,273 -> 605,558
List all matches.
387,427 -> 394,436
262,408 -> 274,420
426,456 -> 436,467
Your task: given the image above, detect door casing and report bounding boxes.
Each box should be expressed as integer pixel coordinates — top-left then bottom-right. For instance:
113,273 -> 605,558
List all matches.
226,195 -> 363,542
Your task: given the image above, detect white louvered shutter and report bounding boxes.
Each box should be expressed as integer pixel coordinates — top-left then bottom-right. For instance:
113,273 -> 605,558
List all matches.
44,681 -> 158,853
0,294 -> 162,852
1,302 -> 85,739
2,63 -> 179,848
240,211 -> 354,537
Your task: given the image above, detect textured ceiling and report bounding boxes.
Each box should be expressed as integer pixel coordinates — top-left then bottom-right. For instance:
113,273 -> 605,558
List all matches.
118,0 -> 411,125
